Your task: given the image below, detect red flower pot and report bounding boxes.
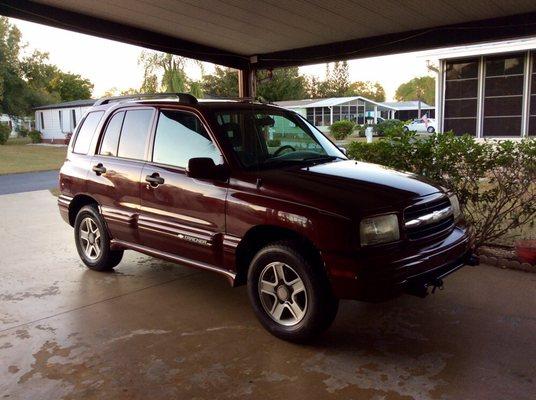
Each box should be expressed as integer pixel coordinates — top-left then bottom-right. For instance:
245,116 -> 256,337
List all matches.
516,240 -> 536,265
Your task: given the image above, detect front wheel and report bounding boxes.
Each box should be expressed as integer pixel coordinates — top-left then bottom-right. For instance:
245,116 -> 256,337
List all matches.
247,242 -> 338,342
427,126 -> 435,133
74,205 -> 123,271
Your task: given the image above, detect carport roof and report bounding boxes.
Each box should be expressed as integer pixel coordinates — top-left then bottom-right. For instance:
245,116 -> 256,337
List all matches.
2,1 -> 536,69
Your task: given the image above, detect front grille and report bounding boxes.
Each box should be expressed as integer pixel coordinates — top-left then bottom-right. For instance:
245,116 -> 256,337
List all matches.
404,195 -> 454,240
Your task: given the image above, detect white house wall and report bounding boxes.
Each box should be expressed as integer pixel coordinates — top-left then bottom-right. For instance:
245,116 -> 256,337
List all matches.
36,106 -> 91,141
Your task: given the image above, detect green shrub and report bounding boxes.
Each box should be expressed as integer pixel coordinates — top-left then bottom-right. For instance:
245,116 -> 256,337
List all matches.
0,124 -> 10,145
374,119 -> 405,136
329,120 -> 355,140
347,131 -> 536,248
28,130 -> 42,144
17,127 -> 29,138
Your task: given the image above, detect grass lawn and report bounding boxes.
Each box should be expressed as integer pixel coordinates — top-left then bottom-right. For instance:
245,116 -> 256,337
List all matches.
0,139 -> 67,175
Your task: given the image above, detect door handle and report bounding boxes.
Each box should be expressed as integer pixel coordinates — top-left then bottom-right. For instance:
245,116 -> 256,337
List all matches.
145,173 -> 165,187
92,163 -> 106,175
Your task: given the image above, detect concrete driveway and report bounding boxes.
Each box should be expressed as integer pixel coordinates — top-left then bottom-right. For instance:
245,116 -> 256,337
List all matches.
1,191 -> 535,399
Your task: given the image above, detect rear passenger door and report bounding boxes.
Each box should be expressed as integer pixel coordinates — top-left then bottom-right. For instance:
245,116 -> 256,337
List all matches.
138,108 -> 227,267
86,107 -> 155,244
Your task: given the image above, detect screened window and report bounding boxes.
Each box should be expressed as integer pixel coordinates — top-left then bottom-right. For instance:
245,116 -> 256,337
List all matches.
73,111 -> 104,154
117,109 -> 153,160
483,53 -> 524,137
529,53 -> 536,136
59,110 -> 63,132
99,112 -> 124,157
314,107 -> 323,126
444,59 -> 479,136
40,112 -> 44,129
153,110 -> 221,168
306,108 -> 314,124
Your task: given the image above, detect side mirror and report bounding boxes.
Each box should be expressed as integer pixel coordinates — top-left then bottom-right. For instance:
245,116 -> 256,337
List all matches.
338,146 -> 347,155
187,157 -> 228,180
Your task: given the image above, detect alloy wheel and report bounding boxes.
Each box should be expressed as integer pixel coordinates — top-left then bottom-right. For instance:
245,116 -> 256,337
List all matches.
258,262 -> 307,326
79,217 -> 101,260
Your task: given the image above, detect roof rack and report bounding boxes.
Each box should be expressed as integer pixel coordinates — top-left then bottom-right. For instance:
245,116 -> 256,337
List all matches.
93,93 -> 198,106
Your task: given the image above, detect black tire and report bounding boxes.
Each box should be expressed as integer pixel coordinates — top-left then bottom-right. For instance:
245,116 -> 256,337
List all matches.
403,126 -> 409,132
427,126 -> 435,133
74,205 -> 123,271
247,242 -> 338,342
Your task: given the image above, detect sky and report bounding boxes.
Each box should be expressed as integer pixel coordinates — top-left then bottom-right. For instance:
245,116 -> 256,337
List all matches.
11,17 -> 436,101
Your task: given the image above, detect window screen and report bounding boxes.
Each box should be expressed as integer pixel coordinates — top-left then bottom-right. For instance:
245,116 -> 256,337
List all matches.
152,110 -> 221,168
482,53 -> 524,137
73,111 -> 104,154
117,109 -> 153,160
529,53 -> 536,136
99,112 -> 125,157
444,59 -> 479,136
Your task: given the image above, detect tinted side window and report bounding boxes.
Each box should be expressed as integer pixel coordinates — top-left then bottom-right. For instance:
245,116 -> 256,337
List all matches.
153,110 -> 221,168
117,109 -> 153,160
99,111 -> 125,157
73,111 -> 104,154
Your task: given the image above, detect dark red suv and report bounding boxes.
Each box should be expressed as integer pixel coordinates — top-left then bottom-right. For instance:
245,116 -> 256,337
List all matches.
58,93 -> 476,341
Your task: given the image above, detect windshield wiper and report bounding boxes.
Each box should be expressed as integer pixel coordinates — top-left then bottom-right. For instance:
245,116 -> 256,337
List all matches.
299,155 -> 345,164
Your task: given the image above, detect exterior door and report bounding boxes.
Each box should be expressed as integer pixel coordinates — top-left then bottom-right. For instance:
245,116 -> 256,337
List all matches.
86,108 -> 155,244
139,108 -> 227,267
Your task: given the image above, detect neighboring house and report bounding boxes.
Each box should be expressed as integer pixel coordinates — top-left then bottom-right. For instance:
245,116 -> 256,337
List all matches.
34,99 -> 95,143
427,39 -> 536,138
0,114 -> 33,137
275,96 -> 435,132
275,97 -> 397,132
379,101 -> 435,120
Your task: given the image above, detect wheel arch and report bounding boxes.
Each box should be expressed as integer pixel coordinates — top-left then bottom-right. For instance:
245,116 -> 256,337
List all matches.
68,194 -> 99,226
233,225 -> 325,286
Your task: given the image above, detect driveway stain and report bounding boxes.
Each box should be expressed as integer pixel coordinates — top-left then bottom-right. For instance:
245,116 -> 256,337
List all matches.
0,283 -> 60,302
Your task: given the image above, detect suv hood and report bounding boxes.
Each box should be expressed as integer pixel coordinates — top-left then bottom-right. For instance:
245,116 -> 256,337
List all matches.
258,160 -> 442,217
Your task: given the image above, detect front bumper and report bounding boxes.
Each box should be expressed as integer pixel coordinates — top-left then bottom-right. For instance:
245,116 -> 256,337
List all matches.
324,225 -> 475,301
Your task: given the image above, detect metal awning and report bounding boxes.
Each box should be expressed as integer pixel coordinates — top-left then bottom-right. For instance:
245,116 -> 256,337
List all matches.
2,0 -> 536,71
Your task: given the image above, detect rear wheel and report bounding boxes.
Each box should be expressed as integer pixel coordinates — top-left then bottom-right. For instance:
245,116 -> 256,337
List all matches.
247,242 -> 338,342
427,126 -> 435,133
74,205 -> 123,271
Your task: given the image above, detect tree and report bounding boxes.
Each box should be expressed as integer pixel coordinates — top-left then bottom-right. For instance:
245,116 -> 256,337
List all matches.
395,76 -> 435,105
305,76 -> 322,98
201,66 -> 307,101
201,66 -> 238,98
49,72 -> 93,101
138,50 -> 203,96
0,17 -> 28,116
257,67 -> 306,102
347,81 -> 385,101
1,18 -> 94,116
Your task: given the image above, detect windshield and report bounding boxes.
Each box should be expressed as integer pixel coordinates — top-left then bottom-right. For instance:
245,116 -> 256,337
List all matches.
212,108 -> 346,169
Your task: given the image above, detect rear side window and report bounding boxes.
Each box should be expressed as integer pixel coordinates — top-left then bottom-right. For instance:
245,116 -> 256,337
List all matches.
117,109 -> 153,160
73,111 -> 104,154
152,110 -> 221,168
99,111 -> 125,157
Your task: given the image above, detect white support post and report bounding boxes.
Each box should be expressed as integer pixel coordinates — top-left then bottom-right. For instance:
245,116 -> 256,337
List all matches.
330,107 -> 333,126
373,105 -> 378,124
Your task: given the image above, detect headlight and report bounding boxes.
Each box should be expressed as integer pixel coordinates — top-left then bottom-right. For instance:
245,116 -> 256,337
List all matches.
449,194 -> 461,220
360,213 -> 400,246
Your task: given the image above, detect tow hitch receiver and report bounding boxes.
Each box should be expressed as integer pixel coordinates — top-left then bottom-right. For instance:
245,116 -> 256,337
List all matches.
406,279 -> 443,298
406,252 -> 478,298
